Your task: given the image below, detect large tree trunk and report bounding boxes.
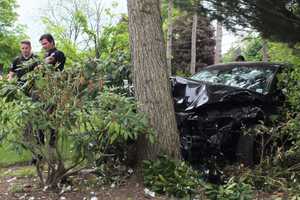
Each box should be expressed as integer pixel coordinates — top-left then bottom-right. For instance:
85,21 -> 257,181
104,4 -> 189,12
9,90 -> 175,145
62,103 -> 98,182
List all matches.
166,0 -> 174,76
190,12 -> 198,74
214,21 -> 223,64
127,0 -> 181,162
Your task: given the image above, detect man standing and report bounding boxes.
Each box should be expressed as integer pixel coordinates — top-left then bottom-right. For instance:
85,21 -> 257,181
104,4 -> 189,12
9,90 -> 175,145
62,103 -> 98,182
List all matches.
8,40 -> 39,80
39,34 -> 66,71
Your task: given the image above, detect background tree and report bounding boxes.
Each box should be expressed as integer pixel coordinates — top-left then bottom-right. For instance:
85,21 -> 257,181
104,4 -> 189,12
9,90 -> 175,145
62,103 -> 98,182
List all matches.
42,0 -> 120,61
202,0 -> 300,46
127,0 -> 181,162
214,21 -> 223,64
0,0 -> 26,67
0,0 -> 17,32
166,0 -> 174,76
97,16 -> 132,86
172,14 -> 215,74
173,0 -> 203,74
222,34 -> 267,62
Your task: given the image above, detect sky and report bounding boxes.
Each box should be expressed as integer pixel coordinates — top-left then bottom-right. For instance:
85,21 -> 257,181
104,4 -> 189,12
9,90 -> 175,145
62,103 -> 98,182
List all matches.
16,0 -> 128,51
16,0 -> 236,54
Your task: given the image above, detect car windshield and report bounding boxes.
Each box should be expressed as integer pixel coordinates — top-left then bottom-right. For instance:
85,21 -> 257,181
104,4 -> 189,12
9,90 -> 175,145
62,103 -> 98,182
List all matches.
191,64 -> 277,94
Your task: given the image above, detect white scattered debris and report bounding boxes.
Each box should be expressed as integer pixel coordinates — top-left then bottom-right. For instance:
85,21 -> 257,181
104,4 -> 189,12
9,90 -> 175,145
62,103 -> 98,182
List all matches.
60,185 -> 72,194
43,186 -> 49,192
128,168 -> 134,174
7,177 -> 17,183
144,188 -> 155,198
82,197 -> 88,200
28,197 -> 35,200
19,194 -> 27,199
90,197 -> 98,200
110,183 -> 116,188
59,196 -> 66,200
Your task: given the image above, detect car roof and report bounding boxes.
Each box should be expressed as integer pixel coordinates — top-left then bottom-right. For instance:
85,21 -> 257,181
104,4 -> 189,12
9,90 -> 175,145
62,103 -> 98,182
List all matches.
204,62 -> 285,70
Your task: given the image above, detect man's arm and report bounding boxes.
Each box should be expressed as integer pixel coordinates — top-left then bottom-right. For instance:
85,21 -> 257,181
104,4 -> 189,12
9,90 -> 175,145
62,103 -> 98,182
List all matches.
52,50 -> 66,71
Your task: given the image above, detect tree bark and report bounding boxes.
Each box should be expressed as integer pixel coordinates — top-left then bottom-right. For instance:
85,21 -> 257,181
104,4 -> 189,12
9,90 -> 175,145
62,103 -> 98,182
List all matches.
262,39 -> 269,62
214,21 -> 223,64
190,12 -> 198,74
166,0 -> 174,76
127,0 -> 181,162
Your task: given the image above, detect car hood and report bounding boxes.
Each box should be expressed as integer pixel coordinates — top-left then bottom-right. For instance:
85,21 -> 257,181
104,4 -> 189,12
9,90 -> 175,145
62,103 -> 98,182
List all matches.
171,76 -> 265,112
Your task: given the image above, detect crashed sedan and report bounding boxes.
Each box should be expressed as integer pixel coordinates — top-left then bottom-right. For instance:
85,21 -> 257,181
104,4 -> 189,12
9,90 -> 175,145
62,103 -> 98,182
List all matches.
171,62 -> 285,166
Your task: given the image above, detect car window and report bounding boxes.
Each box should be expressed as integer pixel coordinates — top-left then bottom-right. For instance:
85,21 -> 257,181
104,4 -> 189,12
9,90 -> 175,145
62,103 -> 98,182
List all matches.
191,65 -> 276,94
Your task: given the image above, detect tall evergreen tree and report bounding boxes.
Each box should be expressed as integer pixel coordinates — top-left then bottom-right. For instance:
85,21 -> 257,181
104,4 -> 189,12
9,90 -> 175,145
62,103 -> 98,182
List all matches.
172,14 -> 215,74
202,0 -> 300,45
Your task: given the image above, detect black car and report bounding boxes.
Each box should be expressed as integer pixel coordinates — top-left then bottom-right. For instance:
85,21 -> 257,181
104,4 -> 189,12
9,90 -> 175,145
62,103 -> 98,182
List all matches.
171,62 -> 285,166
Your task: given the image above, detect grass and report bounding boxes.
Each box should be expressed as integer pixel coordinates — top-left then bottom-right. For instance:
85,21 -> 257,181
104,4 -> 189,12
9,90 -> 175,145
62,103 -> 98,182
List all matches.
9,184 -> 24,193
0,166 -> 36,178
0,142 -> 31,167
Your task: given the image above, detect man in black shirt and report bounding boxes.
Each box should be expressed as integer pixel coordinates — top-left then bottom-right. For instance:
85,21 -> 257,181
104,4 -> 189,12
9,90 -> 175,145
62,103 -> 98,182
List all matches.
39,34 -> 66,71
8,40 -> 39,80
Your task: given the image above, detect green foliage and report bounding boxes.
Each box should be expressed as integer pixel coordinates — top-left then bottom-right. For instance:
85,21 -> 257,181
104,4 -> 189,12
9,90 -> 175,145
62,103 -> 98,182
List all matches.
0,60 -> 152,187
0,0 -> 27,67
143,156 -> 254,199
0,32 -> 26,68
202,0 -> 300,45
242,36 -> 263,61
222,34 -> 263,62
222,47 -> 239,63
97,17 -> 131,86
0,141 -> 31,166
0,0 -> 17,31
205,177 -> 253,200
270,42 -> 300,111
143,156 -> 202,198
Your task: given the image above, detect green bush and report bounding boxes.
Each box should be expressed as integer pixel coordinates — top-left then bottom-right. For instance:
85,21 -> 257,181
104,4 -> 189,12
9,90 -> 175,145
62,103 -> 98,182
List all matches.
205,177 -> 253,200
0,62 -> 152,188
143,155 -> 202,198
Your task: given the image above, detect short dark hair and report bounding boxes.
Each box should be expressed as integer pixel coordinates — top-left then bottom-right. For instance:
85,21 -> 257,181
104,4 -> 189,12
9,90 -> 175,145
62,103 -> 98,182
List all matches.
235,55 -> 245,61
39,33 -> 55,45
20,40 -> 31,46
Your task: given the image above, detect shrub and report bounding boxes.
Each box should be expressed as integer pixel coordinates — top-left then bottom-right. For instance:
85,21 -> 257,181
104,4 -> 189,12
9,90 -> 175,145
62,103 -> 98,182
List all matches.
0,62 -> 152,189
143,155 -> 202,198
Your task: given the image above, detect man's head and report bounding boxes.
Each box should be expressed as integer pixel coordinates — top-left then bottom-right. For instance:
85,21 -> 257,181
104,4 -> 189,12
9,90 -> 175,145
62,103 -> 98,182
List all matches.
20,40 -> 32,58
235,55 -> 245,62
39,34 -> 55,51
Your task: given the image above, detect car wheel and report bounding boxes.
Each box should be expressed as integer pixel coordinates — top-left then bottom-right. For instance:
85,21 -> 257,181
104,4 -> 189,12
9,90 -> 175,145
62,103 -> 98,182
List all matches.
236,131 -> 255,166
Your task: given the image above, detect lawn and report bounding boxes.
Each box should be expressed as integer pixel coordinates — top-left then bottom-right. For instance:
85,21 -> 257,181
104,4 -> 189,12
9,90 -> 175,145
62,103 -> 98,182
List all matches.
0,142 -> 31,167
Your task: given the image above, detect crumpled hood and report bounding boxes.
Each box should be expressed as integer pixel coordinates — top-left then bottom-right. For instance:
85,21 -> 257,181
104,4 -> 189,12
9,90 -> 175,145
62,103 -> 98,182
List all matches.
171,76 -> 264,112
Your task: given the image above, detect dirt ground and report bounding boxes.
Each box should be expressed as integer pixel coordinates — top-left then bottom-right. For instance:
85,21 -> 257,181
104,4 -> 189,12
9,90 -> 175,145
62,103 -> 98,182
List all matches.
0,165 -> 288,200
0,166 -> 168,200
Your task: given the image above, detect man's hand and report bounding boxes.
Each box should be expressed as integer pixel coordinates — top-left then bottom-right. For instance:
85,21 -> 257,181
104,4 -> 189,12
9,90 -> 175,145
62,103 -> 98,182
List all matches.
7,71 -> 14,81
35,64 -> 43,70
45,56 -> 55,64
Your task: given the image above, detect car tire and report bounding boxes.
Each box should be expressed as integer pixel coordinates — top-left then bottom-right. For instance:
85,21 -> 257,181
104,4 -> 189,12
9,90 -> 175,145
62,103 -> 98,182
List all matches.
236,132 -> 254,166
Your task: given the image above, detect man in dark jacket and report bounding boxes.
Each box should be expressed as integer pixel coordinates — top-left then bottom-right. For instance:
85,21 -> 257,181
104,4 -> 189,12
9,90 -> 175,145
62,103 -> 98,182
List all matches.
39,33 -> 66,71
8,40 -> 39,80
